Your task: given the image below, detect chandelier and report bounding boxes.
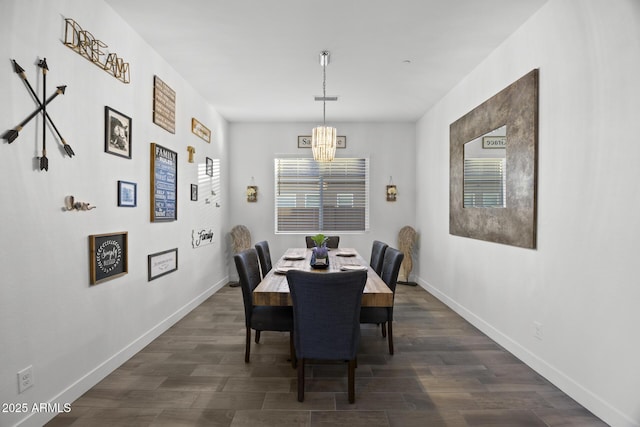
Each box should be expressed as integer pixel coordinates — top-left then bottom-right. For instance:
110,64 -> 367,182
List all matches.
312,50 -> 336,162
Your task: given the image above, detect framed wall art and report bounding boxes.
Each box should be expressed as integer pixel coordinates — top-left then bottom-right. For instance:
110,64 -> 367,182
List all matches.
150,143 -> 177,222
117,180 -> 137,207
105,106 -> 132,158
191,184 -> 198,201
191,118 -> 211,143
89,231 -> 128,285
148,248 -> 178,281
297,135 -> 346,149
206,157 -> 213,177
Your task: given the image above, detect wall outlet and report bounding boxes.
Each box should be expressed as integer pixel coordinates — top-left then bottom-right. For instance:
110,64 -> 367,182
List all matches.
18,366 -> 34,393
533,321 -> 543,340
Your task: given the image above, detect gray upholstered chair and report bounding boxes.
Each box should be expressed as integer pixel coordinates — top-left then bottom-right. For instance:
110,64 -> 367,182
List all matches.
360,247 -> 404,355
286,269 -> 367,403
305,235 -> 340,249
369,240 -> 388,275
234,249 -> 294,365
254,240 -> 273,278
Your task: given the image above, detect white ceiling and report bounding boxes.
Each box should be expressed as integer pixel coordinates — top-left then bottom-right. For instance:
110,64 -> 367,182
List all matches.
104,0 -> 546,123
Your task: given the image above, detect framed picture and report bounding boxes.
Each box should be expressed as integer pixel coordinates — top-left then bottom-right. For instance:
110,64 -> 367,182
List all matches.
148,248 -> 178,281
117,180 -> 137,207
150,143 -> 178,222
191,118 -> 211,143
206,157 -> 213,177
89,231 -> 128,285
247,185 -> 257,202
105,106 -> 132,158
191,184 -> 198,201
386,185 -> 398,202
297,135 -> 347,149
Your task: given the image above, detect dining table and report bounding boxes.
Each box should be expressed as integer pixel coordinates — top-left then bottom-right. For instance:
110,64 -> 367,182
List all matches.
253,247 -> 393,307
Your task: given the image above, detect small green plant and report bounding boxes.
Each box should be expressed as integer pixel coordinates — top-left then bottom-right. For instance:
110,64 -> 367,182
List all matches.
311,233 -> 328,247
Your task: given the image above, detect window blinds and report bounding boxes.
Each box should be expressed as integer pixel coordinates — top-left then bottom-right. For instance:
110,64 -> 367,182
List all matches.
274,157 -> 369,233
463,158 -> 506,208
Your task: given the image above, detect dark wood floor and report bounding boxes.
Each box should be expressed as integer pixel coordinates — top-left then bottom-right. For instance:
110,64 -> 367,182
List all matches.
47,284 -> 607,427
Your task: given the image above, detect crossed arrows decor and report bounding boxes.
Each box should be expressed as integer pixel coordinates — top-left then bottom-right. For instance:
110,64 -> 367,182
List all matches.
2,58 -> 74,170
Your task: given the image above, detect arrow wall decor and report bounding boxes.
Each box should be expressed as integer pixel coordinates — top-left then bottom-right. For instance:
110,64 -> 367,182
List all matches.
3,58 -> 74,170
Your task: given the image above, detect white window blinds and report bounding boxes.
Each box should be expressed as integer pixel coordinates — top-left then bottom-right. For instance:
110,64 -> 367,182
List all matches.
463,158 -> 506,208
274,158 -> 369,233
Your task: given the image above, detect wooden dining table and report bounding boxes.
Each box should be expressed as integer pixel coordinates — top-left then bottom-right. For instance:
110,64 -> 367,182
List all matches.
253,248 -> 393,307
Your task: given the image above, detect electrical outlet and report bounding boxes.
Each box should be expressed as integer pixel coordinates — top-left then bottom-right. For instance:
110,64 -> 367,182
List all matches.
18,366 -> 34,393
533,321 -> 543,340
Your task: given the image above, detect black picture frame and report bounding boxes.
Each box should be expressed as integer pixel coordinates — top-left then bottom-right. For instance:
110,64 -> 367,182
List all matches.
148,248 -> 178,281
89,231 -> 128,285
206,157 -> 213,177
191,184 -> 198,201
105,106 -> 132,158
117,180 -> 137,207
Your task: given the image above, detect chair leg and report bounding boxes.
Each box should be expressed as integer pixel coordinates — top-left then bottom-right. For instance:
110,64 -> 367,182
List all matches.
255,330 -> 261,343
387,321 -> 394,355
348,359 -> 356,403
245,327 -> 251,363
289,331 -> 297,369
297,359 -> 305,402
381,322 -> 387,338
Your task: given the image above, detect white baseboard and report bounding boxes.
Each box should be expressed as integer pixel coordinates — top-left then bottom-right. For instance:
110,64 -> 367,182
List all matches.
416,277 -> 636,427
19,277 -> 229,427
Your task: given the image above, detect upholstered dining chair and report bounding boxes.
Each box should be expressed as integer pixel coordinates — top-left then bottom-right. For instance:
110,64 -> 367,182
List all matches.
305,235 -> 340,249
360,247 -> 404,355
233,248 -> 294,366
369,240 -> 388,275
286,270 -> 367,404
254,240 -> 273,278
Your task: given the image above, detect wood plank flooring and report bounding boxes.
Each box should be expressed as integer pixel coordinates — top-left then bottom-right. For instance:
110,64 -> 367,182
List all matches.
47,284 -> 607,427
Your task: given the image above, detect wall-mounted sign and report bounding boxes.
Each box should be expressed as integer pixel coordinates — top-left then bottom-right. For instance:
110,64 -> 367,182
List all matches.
148,248 -> 178,281
150,143 -> 177,222
482,135 -> 507,149
297,135 -> 346,149
89,232 -> 128,285
153,76 -> 176,133
192,227 -> 214,248
191,118 -> 211,143
63,18 -> 130,84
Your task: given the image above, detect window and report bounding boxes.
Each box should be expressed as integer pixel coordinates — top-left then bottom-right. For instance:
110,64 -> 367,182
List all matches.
275,157 -> 369,233
463,158 -> 506,208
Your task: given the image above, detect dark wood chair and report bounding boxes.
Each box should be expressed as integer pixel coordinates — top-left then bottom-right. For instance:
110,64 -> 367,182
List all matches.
233,249 -> 294,366
286,270 -> 367,403
360,247 -> 404,355
254,240 -> 273,278
369,240 -> 388,275
305,235 -> 340,249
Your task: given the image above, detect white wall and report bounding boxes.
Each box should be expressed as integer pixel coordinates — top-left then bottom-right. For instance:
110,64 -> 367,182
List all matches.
0,1 -> 229,426
228,122 -> 416,280
415,1 -> 640,426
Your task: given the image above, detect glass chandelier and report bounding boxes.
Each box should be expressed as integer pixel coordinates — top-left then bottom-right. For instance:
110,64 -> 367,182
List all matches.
312,51 -> 336,162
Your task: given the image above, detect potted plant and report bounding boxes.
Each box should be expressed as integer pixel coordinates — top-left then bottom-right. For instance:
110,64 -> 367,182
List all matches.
310,233 -> 329,268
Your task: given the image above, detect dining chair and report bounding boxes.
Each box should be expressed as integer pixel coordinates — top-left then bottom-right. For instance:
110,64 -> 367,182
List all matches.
369,240 -> 388,275
230,224 -> 252,287
254,240 -> 273,278
286,269 -> 367,404
305,235 -> 340,249
360,247 -> 404,355
233,248 -> 295,366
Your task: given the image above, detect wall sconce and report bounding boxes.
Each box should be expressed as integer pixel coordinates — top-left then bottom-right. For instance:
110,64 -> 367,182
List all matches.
386,176 -> 397,202
247,177 -> 257,202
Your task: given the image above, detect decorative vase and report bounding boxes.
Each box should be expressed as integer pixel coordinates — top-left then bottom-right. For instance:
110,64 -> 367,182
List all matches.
310,244 -> 329,269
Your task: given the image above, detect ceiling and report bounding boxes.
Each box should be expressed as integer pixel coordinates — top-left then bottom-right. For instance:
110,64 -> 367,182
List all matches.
103,0 -> 547,123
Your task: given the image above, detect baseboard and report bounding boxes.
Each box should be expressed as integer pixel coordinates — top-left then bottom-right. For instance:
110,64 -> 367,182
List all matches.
19,277 -> 229,427
416,277 -> 637,427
